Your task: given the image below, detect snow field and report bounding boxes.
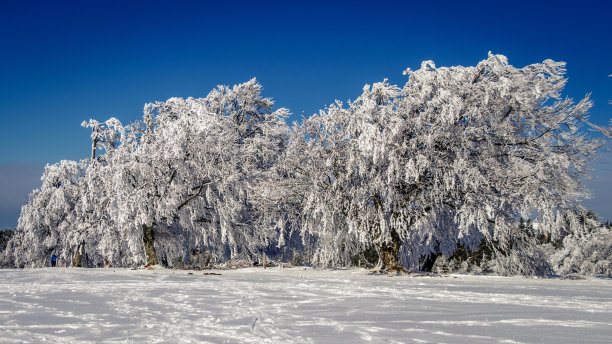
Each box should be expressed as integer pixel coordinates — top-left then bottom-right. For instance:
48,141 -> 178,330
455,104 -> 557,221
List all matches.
0,267 -> 610,343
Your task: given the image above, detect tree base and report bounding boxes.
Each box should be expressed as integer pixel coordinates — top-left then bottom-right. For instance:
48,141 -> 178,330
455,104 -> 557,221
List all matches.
142,224 -> 159,266
369,266 -> 408,274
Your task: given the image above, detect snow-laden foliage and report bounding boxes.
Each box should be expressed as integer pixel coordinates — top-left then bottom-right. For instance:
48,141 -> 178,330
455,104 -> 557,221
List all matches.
289,53 -> 600,272
120,79 -> 290,264
4,160 -> 87,267
432,209 -> 612,277
4,79 -> 289,268
3,55 -> 609,276
549,209 -> 612,277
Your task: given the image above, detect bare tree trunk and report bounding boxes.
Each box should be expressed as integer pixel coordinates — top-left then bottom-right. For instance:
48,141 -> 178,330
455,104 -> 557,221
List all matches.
91,139 -> 96,160
374,230 -> 405,273
142,224 -> 158,266
72,241 -> 85,267
90,130 -> 98,160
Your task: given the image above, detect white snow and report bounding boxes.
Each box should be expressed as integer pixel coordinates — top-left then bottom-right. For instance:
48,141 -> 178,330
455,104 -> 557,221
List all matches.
0,267 -> 610,343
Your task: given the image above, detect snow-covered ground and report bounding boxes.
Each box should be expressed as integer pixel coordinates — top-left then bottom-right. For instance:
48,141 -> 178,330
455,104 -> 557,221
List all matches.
0,267 -> 610,343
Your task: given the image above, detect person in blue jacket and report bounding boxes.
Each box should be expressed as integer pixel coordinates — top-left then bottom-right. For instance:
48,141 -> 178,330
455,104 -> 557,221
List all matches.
51,254 -> 57,267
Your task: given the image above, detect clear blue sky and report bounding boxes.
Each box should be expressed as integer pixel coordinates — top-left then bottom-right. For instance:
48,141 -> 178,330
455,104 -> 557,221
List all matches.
1,0 -> 611,228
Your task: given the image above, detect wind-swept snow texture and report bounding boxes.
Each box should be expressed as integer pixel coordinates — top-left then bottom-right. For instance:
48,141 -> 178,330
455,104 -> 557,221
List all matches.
0,268 -> 610,343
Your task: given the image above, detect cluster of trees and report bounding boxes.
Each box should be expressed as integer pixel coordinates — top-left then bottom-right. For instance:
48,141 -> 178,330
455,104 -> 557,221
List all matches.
4,80 -> 292,268
2,53 -> 610,275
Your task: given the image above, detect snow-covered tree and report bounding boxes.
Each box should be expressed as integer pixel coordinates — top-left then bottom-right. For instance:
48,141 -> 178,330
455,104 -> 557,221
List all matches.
85,79 -> 290,266
135,79 -> 288,265
4,79 -> 290,268
291,53 -> 600,273
3,160 -> 87,267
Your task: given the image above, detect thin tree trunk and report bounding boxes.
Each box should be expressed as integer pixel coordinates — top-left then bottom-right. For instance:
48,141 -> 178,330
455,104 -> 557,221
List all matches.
90,127 -> 98,160
142,224 -> 158,266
